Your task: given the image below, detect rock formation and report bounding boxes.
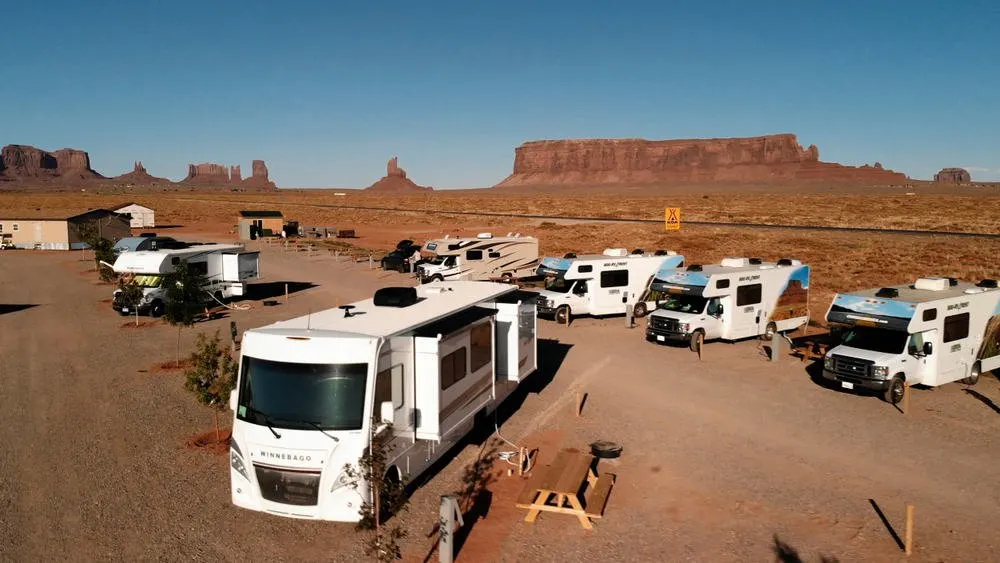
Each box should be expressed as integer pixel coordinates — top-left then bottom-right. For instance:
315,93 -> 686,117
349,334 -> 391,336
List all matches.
242,159 -> 275,189
494,134 -> 906,187
0,144 -> 103,181
364,156 -> 432,192
934,167 -> 971,184
112,161 -> 171,185
230,165 -> 242,182
183,163 -> 231,184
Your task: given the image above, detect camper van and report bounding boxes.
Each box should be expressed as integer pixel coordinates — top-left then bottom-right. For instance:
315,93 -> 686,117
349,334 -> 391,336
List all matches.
534,249 -> 684,323
417,233 -> 539,283
646,257 -> 810,352
111,243 -> 260,316
228,281 -> 537,522
822,277 -> 1000,404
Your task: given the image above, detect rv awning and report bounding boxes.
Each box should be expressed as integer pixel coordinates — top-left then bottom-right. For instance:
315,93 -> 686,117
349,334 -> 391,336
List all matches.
411,306 -> 497,338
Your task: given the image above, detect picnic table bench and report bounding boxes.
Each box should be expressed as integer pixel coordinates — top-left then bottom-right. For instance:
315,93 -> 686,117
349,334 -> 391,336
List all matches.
515,449 -> 616,530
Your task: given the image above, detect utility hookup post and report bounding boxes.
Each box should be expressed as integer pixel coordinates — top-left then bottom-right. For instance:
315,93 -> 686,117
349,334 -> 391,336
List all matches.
770,333 -> 782,362
625,303 -> 635,328
439,494 -> 464,563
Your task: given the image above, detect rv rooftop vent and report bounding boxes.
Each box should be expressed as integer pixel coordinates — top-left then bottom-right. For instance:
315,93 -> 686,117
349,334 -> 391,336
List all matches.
373,287 -> 418,308
630,248 -> 645,255
948,277 -> 958,286
748,258 -> 763,265
721,257 -> 748,268
875,287 -> 900,298
776,258 -> 802,266
339,305 -> 356,318
687,264 -> 703,272
977,279 -> 998,288
477,232 -> 492,239
914,277 -> 949,291
422,286 -> 453,295
564,252 -> 577,259
602,248 -> 628,257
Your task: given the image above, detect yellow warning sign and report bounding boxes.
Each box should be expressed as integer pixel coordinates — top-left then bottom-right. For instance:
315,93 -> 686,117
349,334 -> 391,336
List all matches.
664,207 -> 681,231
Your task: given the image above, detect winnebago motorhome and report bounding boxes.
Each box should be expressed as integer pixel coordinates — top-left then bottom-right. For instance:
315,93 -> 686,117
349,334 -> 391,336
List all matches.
111,243 -> 260,316
646,257 -> 810,352
822,277 -> 1000,404
228,281 -> 537,522
534,249 -> 684,323
417,233 -> 538,283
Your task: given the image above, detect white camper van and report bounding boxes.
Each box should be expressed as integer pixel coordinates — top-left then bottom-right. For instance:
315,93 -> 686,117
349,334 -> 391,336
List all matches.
112,243 -> 260,316
534,249 -> 684,323
417,233 -> 539,283
646,257 -> 810,352
228,281 -> 538,522
822,277 -> 1000,404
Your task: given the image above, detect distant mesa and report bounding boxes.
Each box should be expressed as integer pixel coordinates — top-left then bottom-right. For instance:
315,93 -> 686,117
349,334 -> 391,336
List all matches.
364,156 -> 432,192
113,161 -> 171,185
0,144 -> 103,182
493,134 -> 907,187
934,167 -> 971,184
182,160 -> 275,190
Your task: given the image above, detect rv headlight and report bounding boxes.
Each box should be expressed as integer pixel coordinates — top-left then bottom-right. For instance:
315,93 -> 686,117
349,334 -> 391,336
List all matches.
823,356 -> 834,371
872,365 -> 889,379
230,449 -> 250,481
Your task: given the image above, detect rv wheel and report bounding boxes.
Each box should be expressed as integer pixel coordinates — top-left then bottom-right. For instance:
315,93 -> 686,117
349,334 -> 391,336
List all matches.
150,300 -> 165,318
690,330 -> 705,353
555,305 -> 571,325
962,362 -> 981,386
763,322 -> 777,341
884,375 -> 905,405
632,302 -> 648,318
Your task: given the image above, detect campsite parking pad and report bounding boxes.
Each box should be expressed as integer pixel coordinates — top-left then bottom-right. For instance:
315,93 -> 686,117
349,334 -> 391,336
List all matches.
2,247 -> 1000,562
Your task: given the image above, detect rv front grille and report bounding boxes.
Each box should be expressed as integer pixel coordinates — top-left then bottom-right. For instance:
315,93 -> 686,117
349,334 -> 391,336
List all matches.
831,355 -> 874,378
254,465 -> 321,506
650,316 -> 684,333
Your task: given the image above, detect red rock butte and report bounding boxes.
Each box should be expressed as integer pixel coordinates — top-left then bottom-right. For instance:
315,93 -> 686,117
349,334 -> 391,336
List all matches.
495,134 -> 906,187
364,156 -> 432,192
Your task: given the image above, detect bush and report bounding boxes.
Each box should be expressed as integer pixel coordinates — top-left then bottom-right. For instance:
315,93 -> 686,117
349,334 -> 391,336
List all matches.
184,330 -> 238,443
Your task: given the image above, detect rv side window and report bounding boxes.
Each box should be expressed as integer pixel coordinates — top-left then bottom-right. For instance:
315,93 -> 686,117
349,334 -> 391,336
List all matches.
600,269 -> 628,288
578,265 -> 593,273
441,347 -> 468,390
716,279 -> 730,289
922,308 -> 937,321
189,262 -> 209,277
466,250 -> 483,261
488,251 -> 501,259
943,313 -> 969,343
171,257 -> 180,265
376,364 -> 404,409
736,284 -> 762,306
469,323 -> 492,372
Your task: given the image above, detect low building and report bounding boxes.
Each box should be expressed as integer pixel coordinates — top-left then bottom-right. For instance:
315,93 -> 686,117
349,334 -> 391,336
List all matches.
0,209 -> 131,250
113,202 -> 156,228
238,210 -> 284,240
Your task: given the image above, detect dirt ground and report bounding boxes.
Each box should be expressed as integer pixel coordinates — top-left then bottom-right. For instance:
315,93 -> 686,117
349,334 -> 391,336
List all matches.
3,231 -> 1000,561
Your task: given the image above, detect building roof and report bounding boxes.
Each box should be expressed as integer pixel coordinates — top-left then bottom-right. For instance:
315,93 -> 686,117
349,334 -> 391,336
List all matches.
239,210 -> 283,218
112,202 -> 152,211
0,208 -> 127,221
254,281 -> 518,339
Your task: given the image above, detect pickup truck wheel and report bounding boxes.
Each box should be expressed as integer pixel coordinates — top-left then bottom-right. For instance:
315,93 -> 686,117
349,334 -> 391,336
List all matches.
690,330 -> 705,353
763,322 -> 777,341
883,375 -> 905,405
430,274 -> 443,283
150,300 -> 165,318
633,302 -> 648,318
962,362 -> 981,386
555,305 -> 571,325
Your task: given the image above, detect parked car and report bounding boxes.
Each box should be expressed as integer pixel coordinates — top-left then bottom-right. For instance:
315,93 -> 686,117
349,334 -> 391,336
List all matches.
380,240 -> 422,273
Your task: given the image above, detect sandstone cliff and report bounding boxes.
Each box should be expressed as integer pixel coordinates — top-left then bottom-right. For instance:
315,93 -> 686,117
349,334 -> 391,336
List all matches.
934,168 -> 971,183
180,160 -> 275,189
495,134 -> 906,187
0,144 -> 104,181
364,156 -> 432,192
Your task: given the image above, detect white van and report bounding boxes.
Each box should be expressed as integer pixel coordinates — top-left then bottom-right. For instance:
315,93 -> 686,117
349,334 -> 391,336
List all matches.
646,257 -> 810,352
822,277 -> 1000,404
535,249 -> 684,323
418,233 -> 539,283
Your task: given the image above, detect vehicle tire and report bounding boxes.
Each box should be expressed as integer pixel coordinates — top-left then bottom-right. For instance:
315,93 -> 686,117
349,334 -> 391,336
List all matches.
962,362 -> 981,386
690,330 -> 705,353
883,375 -> 906,405
633,302 -> 648,318
555,305 -> 571,325
763,322 -> 777,341
150,300 -> 165,318
430,274 -> 443,283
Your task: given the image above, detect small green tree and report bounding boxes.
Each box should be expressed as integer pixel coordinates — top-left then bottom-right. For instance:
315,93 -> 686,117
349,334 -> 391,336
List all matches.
77,222 -> 118,281
343,418 -> 409,561
163,261 -> 207,367
116,274 -> 144,326
184,330 -> 238,443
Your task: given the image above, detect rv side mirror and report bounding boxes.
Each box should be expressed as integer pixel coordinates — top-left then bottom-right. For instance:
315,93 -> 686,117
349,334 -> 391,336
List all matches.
229,389 -> 238,411
716,304 -> 724,316
380,401 -> 394,424
923,342 -> 933,356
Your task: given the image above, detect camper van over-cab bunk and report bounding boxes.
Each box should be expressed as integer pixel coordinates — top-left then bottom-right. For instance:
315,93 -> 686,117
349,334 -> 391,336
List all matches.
534,248 -> 684,324
646,257 -> 810,353
822,277 -> 1000,404
228,281 -> 538,522
417,233 -> 539,284
111,243 -> 260,316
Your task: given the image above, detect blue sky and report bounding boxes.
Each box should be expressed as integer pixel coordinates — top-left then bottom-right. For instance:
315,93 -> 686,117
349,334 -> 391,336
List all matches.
2,1 -> 998,187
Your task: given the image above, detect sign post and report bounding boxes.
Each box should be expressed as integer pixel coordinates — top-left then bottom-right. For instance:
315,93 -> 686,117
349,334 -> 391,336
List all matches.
664,208 -> 681,231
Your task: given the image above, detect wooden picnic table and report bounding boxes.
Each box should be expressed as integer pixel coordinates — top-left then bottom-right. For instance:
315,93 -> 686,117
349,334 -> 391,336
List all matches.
515,449 -> 616,530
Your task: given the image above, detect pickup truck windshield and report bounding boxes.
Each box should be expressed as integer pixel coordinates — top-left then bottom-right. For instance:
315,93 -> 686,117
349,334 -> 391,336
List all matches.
841,326 -> 908,355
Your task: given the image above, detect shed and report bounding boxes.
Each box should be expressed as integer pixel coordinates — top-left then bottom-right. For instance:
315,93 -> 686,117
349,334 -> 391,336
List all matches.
238,210 -> 284,240
0,209 -> 131,250
113,202 -> 155,228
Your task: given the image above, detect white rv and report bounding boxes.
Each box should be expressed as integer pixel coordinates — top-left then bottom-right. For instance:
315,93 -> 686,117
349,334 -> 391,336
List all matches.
417,233 -> 539,283
111,243 -> 260,316
646,257 -> 810,352
228,281 -> 538,522
822,277 -> 1000,404
534,249 -> 684,323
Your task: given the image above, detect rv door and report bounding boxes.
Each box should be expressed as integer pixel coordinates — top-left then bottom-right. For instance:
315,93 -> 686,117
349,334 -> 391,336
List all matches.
594,269 -> 629,315
939,312 -> 972,384
732,283 -> 764,338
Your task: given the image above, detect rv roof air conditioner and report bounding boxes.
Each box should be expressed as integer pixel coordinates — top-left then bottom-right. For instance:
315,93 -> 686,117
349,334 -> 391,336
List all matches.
875,287 -> 900,298
602,248 -> 628,257
748,258 -> 763,265
721,258 -> 748,268
687,264 -> 703,272
914,278 -> 949,292
976,279 -> 998,288
373,287 -> 418,308
477,232 -> 493,239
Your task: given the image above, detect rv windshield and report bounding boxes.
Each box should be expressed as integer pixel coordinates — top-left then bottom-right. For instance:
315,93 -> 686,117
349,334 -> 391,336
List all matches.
237,357 -> 367,431
429,255 -> 457,267
657,294 -> 708,314
133,275 -> 163,288
545,276 -> 573,293
840,327 -> 908,355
